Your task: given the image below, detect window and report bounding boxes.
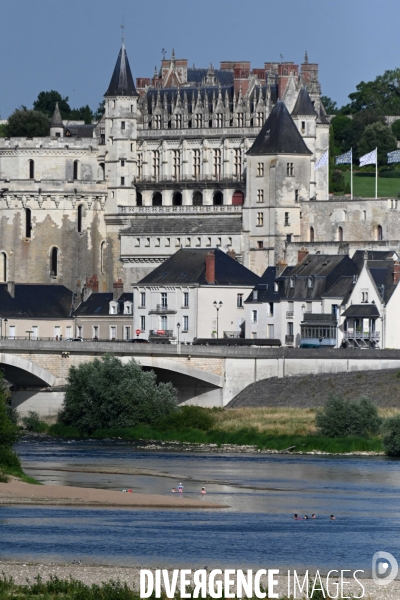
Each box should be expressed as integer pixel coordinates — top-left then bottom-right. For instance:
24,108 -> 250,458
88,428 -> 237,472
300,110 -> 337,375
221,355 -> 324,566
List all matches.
213,149 -> 221,178
110,326 -> 116,340
121,159 -> 125,167
295,190 -> 299,202
257,212 -> 264,226
77,326 -> 82,338
154,114 -> 161,129
274,282 -> 278,292
237,112 -> 244,127
183,316 -> 189,331
9,326 -> 15,339
161,292 -> 167,308
160,315 -> 167,330
136,192 -> 142,206
288,322 -> 294,335
29,160 -> 34,179
166,238 -> 170,247
268,302 -> 274,317
73,160 -> 78,180
257,241 -> 264,249
193,149 -> 200,178
124,326 -> 131,340
290,278 -> 295,288
251,310 -> 258,324
215,113 -> 223,128
338,226 -> 343,242
332,304 -> 338,316
257,163 -> 264,177
257,189 -> 264,203
155,238 -> 160,247
93,326 -> 99,339
183,292 -> 189,307
256,112 -> 264,127
100,241 -> 106,274
176,237 -> 181,247
77,205 -> 83,232
377,225 -> 383,241
234,148 -> 242,177
237,294 -> 243,308
193,191 -> 203,206
185,237 -> 191,247
54,326 -> 61,340
213,191 -> 223,206
121,121 -> 125,130
284,212 -> 290,226
121,176 -> 125,186
140,315 -> 146,331
25,208 -> 32,238
173,150 -> 181,179
196,237 -> 201,246
137,153 -> 142,179
152,150 -> 160,179
307,277 -> 314,289
50,247 -> 58,277
253,290 -> 258,301
195,113 -> 202,128
361,291 -> 369,303
309,226 -> 315,242
145,237 -> 150,247
110,303 -> 117,315
32,326 -> 39,340
175,113 -> 182,129
125,303 -> 131,314
362,210 -> 366,221
268,324 -> 274,339
206,237 -> 211,246
301,121 -> 305,132
140,292 -> 146,307
152,192 -> 162,206
286,163 -> 294,176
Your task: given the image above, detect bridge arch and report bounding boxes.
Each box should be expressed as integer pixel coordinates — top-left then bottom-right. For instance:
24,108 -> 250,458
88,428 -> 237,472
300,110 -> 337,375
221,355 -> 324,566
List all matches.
0,353 -> 57,387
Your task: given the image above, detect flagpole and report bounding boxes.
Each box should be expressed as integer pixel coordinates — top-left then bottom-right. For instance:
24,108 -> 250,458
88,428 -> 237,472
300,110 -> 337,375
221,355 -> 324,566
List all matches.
350,148 -> 353,200
327,146 -> 329,199
375,147 -> 378,199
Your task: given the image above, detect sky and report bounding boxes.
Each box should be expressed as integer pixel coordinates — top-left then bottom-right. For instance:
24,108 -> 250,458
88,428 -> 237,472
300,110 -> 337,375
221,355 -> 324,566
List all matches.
1,0 -> 400,118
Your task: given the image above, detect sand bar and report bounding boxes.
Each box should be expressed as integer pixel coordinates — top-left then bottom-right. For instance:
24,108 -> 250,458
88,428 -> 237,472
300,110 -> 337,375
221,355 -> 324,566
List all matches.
0,480 -> 227,509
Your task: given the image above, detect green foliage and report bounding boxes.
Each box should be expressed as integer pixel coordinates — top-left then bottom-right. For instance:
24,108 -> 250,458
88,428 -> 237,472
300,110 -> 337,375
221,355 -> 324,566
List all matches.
5,108 -> 50,137
48,423 -> 82,437
58,354 -> 178,434
321,95 -> 338,115
33,90 -> 71,118
156,405 -> 216,431
0,471 -> 9,482
316,396 -> 382,438
0,123 -> 7,137
331,170 -> 345,193
21,410 -> 48,433
343,68 -> 400,115
391,119 -> 400,140
68,104 -> 94,124
94,100 -> 105,121
382,415 -> 400,456
358,122 -> 397,167
344,182 -> 351,194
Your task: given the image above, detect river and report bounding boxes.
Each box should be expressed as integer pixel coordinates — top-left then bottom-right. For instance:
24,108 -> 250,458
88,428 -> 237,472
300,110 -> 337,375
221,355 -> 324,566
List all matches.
1,436 -> 399,572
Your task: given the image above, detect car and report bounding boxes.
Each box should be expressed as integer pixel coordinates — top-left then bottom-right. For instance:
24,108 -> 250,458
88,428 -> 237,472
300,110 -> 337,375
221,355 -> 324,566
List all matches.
299,343 -> 322,349
65,337 -> 84,342
126,338 -> 150,344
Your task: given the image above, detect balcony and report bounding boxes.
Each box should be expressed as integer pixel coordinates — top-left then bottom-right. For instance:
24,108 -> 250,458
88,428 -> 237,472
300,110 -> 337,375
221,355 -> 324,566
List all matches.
118,204 -> 243,215
223,331 -> 243,339
285,335 -> 294,345
286,311 -> 294,319
148,329 -> 175,343
148,304 -> 177,315
133,174 -> 245,190
344,331 -> 380,340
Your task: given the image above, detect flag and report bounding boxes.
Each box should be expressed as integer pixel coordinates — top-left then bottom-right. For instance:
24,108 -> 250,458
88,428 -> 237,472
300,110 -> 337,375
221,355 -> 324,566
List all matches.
359,148 -> 377,167
387,150 -> 400,164
335,149 -> 352,165
314,150 -> 328,170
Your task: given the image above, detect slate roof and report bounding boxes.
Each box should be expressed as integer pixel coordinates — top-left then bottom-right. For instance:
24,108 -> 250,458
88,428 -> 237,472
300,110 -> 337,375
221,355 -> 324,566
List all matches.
138,248 -> 260,286
64,124 -> 96,138
105,43 -> 138,97
342,304 -> 380,318
50,103 -> 64,129
0,285 -> 73,318
247,100 -> 312,156
369,265 -> 396,303
291,88 -> 317,117
317,100 -> 330,125
187,68 -> 234,86
121,216 -> 242,235
352,250 -> 398,270
244,266 -> 281,304
73,292 -> 133,316
323,276 -> 355,304
301,313 -> 337,325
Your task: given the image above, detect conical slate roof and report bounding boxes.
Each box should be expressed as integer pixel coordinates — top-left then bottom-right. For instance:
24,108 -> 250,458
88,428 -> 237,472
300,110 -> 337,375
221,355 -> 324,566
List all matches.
50,102 -> 64,128
247,100 -> 312,155
105,43 -> 138,97
291,87 -> 317,117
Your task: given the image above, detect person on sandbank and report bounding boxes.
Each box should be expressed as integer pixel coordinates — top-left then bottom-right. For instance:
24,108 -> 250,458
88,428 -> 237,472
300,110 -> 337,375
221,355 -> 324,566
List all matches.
201,487 -> 206,494
177,483 -> 184,493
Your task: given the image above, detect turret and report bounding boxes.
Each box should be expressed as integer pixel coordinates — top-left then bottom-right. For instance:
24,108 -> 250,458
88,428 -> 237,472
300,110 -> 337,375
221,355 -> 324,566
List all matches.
50,102 -> 64,138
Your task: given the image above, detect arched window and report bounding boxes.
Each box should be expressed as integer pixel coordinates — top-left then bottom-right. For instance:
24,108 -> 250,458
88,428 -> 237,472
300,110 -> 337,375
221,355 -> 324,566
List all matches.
232,191 -> 244,205
309,227 -> 315,242
338,226 -> 343,242
377,225 -> 383,241
152,192 -> 162,206
77,205 -> 83,232
100,241 -> 106,274
136,192 -> 143,207
25,208 -> 32,238
50,247 -> 58,277
213,191 -> 223,206
172,192 -> 182,206
29,160 -> 34,179
0,253 -> 7,282
193,191 -> 203,206
99,162 -> 105,181
73,161 -> 78,180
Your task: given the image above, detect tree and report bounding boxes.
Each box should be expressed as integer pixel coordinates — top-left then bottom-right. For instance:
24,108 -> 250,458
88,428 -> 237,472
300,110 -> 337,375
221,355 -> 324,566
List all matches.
33,90 -> 71,118
68,105 -> 94,124
392,119 -> 400,141
358,122 -> 397,167
5,109 -> 50,137
321,95 -> 338,115
94,101 -> 105,121
58,354 -> 178,434
0,374 -> 21,472
342,69 -> 400,115
382,415 -> 400,456
316,396 -> 381,438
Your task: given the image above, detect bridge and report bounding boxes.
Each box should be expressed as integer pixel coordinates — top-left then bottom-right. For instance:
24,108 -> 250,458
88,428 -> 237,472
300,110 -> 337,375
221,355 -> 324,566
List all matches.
2,339 -> 400,421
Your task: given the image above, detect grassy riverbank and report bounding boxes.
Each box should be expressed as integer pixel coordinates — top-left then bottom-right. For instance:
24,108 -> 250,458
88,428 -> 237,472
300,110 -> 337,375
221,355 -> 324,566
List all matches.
47,407 -> 392,454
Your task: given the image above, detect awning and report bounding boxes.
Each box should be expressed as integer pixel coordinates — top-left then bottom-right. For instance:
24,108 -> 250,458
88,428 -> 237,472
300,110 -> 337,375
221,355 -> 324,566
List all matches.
342,304 -> 380,318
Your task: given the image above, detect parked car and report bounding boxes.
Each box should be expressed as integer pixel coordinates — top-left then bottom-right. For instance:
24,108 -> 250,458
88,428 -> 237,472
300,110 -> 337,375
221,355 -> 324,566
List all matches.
126,338 -> 150,344
65,337 -> 84,342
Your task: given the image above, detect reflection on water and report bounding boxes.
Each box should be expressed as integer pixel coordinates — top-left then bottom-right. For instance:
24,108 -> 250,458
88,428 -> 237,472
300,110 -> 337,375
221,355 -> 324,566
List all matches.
2,437 -> 400,569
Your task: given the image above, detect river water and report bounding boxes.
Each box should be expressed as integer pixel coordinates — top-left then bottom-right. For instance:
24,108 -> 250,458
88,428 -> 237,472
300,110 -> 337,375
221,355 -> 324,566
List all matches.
1,437 -> 400,572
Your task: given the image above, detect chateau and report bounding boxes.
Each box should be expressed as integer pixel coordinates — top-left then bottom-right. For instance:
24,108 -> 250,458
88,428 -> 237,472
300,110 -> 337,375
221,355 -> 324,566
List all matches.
0,45 -> 396,298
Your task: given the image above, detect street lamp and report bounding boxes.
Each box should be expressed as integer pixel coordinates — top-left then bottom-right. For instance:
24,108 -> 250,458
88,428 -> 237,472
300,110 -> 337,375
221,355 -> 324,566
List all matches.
4,318 -> 8,339
213,301 -> 223,339
177,322 -> 181,344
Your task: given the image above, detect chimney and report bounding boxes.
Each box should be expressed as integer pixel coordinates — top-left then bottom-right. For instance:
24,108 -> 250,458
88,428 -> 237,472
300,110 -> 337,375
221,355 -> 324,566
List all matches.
298,249 -> 309,264
7,281 -> 15,298
82,274 -> 99,301
205,251 -> 215,284
113,278 -> 124,300
394,261 -> 400,285
227,248 -> 236,261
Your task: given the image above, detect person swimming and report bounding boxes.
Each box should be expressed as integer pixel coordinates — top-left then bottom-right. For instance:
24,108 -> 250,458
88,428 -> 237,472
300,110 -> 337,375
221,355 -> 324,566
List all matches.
312,514 -> 316,519
293,514 -> 301,520
201,487 -> 206,494
171,487 -> 177,493
304,515 -> 309,520
330,515 -> 336,520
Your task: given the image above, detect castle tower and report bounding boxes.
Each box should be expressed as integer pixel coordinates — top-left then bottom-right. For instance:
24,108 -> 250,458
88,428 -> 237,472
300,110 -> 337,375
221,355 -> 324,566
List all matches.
50,102 -> 64,138
104,43 -> 139,212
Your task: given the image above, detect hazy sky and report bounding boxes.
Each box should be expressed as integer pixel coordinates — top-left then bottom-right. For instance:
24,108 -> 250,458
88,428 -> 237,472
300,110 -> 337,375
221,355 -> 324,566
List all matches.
1,0 -> 399,118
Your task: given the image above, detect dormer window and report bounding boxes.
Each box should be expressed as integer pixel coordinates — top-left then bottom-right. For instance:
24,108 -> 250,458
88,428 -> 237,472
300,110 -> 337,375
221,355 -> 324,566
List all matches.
290,278 -> 295,288
109,301 -> 119,315
308,277 -> 314,289
124,302 -> 133,315
253,290 -> 258,301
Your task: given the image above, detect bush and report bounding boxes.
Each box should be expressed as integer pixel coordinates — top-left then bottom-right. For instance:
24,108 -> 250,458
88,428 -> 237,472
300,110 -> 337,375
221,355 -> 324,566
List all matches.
0,471 -> 9,483
156,405 -> 216,431
331,170 -> 345,193
21,411 -> 48,433
382,415 -> 400,456
316,396 -> 381,438
392,119 -> 400,141
58,354 -> 178,434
